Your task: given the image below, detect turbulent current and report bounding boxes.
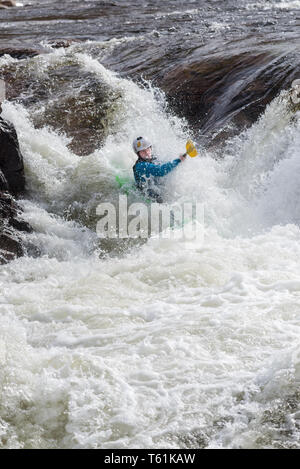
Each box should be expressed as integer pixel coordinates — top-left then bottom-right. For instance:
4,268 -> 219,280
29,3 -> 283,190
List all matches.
1,0 -> 300,449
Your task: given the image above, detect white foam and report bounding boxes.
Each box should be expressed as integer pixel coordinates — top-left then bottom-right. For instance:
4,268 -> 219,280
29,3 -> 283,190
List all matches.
1,53 -> 300,448
247,0 -> 300,10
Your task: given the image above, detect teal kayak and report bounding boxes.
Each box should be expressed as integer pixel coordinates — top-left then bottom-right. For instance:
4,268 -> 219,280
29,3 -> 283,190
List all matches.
115,174 -> 151,203
115,174 -> 135,194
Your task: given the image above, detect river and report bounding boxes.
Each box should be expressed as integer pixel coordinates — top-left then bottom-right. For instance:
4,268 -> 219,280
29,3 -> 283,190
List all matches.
0,0 -> 300,449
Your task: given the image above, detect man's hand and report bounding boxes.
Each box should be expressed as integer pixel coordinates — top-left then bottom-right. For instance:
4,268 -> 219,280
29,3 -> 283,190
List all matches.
179,153 -> 187,162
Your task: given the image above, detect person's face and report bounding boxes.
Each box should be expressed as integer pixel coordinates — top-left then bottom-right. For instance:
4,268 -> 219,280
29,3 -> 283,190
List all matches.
139,146 -> 152,160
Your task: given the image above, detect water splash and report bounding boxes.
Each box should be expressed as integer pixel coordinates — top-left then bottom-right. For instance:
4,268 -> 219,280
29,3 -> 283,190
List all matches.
1,51 -> 300,449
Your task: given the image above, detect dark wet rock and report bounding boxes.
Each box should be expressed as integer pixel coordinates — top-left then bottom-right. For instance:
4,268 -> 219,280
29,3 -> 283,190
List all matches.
0,227 -> 24,257
8,217 -> 33,233
1,59 -> 123,156
0,48 -> 40,60
0,192 -> 18,222
0,87 -> 36,264
0,116 -> 25,195
0,192 -> 36,263
3,45 -> 297,156
159,52 -> 299,145
29,68 -> 122,156
0,210 -> 24,263
0,0 -> 16,8
0,249 -> 15,264
46,39 -> 81,49
38,80 -> 123,156
0,169 -> 9,192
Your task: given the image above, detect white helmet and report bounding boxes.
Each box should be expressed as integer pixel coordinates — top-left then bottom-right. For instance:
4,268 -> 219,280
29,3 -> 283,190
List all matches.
132,136 -> 152,154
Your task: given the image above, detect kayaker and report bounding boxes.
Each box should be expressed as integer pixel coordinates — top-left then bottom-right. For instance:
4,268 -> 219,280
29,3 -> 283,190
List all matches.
132,136 -> 186,203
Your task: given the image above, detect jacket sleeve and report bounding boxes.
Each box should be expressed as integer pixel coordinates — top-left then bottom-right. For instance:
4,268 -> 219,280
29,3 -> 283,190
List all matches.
136,159 -> 181,178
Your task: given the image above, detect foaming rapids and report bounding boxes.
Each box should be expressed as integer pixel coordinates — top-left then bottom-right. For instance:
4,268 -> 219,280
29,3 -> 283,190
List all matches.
1,50 -> 300,449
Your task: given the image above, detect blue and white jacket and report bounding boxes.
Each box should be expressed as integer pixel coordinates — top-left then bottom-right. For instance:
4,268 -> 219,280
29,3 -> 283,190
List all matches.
133,157 -> 181,202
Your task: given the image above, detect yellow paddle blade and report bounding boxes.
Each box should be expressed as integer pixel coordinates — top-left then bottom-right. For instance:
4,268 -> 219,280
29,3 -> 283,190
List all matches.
186,140 -> 198,157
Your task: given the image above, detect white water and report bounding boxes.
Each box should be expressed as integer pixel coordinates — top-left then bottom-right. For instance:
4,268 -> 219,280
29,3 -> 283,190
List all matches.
247,0 -> 300,10
1,50 -> 300,449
